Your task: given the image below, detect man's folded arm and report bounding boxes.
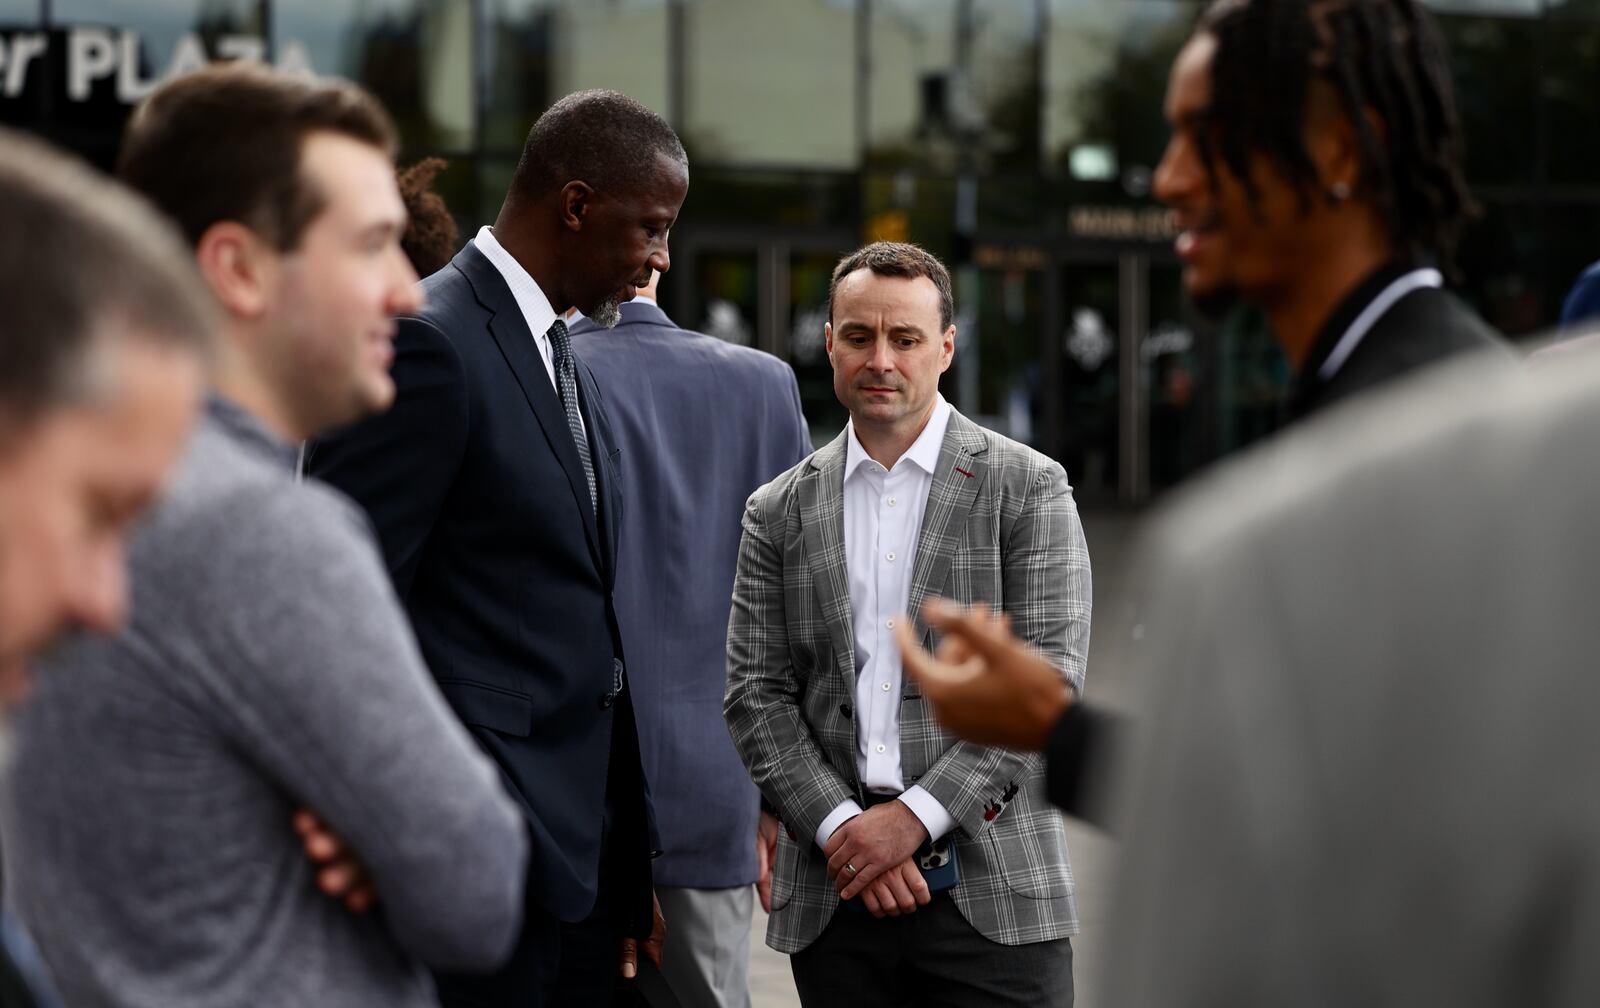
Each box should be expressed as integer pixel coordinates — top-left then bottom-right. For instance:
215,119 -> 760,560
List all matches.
197,485 -> 528,972
725,495 -> 855,846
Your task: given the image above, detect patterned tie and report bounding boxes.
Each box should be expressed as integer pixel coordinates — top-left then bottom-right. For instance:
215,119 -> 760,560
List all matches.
546,318 -> 597,515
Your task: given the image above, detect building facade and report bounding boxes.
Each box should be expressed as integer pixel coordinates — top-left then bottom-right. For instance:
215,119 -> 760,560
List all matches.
4,0 -> 1596,503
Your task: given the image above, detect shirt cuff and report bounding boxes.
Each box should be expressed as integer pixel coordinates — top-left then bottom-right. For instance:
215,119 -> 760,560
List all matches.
815,800 -> 864,850
898,785 -> 956,842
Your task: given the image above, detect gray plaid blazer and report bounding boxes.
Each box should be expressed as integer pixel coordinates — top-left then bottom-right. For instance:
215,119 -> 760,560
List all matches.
725,409 -> 1091,954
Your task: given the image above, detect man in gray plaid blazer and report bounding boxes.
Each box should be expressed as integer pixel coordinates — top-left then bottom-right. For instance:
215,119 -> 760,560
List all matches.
725,242 -> 1090,1006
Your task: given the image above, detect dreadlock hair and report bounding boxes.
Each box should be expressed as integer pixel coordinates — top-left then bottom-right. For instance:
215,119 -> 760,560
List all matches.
1196,0 -> 1476,277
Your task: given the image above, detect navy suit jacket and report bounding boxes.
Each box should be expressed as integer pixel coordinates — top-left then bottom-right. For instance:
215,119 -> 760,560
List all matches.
306,244 -> 655,964
571,300 -> 809,889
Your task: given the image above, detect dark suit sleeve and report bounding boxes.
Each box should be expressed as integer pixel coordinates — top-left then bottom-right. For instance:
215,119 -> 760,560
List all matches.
306,316 -> 469,597
1045,702 -> 1119,825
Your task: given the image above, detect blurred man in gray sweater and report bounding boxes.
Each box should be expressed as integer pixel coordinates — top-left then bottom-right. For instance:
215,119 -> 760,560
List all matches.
0,126 -> 216,1008
0,65 -> 527,1008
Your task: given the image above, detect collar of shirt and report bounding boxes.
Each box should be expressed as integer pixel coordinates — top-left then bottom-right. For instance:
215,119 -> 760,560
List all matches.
206,393 -> 299,473
1290,260 -> 1441,412
844,395 -> 953,484
473,225 -> 560,387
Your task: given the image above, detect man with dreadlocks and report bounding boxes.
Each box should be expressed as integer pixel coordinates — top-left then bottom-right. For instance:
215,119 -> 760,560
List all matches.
1154,0 -> 1507,420
891,0 -> 1515,834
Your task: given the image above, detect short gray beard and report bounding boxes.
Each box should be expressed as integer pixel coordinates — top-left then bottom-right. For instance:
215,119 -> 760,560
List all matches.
587,298 -> 623,330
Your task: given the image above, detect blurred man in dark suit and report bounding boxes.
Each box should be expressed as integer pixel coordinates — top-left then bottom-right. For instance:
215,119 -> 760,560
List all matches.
570,270 -> 810,1008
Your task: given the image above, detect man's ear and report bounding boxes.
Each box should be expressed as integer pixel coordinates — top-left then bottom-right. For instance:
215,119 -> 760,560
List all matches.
824,320 -> 835,356
940,324 -> 957,372
560,181 -> 595,232
1312,85 -> 1386,202
194,220 -> 276,320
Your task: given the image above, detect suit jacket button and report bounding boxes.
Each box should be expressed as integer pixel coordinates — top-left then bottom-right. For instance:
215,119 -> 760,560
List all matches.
839,703 -> 852,719
599,692 -> 616,710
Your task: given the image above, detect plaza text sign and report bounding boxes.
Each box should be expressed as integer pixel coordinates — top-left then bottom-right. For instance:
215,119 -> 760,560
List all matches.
0,27 -> 314,104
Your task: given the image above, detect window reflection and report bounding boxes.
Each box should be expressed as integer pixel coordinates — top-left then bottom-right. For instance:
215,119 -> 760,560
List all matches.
1057,262 -> 1120,500
868,0 -> 1038,172
972,264 -> 1042,444
1044,1 -> 1196,196
1542,4 -> 1600,185
1145,262 -> 1207,491
1432,10 -> 1537,184
693,250 -> 758,347
683,0 -> 856,168
789,250 -> 847,446
484,0 -> 670,153
275,0 -> 473,151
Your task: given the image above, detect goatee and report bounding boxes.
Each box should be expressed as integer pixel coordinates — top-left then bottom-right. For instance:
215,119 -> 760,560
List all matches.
587,298 -> 623,329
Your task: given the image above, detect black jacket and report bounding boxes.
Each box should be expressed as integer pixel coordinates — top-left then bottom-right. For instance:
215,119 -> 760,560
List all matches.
1052,263 -> 1509,827
308,243 -> 655,1001
1289,261 -> 1507,420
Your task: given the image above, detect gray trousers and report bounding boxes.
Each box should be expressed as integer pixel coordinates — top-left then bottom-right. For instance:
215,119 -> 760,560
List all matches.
655,885 -> 752,1008
789,892 -> 1073,1008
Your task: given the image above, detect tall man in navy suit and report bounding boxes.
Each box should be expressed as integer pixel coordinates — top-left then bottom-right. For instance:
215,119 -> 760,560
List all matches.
307,90 -> 689,1007
571,272 -> 811,1008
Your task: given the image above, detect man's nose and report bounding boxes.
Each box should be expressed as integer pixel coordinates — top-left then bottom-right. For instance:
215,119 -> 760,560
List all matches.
1153,134 -> 1196,206
867,338 -> 896,373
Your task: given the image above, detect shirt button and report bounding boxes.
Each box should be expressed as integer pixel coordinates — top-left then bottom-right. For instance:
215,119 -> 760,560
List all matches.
885,619 -> 895,629
875,744 -> 886,754
887,496 -> 898,507
886,551 -> 896,562
881,682 -> 891,692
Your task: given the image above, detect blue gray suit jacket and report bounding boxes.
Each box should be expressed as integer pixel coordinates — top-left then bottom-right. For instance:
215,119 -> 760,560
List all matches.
571,299 -> 810,888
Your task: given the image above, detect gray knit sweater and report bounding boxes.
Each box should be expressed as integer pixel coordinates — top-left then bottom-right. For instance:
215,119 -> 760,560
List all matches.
0,398 -> 527,1007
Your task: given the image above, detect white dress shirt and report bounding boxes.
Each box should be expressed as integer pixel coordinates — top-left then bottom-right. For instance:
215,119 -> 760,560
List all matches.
815,395 -> 957,849
472,226 -> 586,438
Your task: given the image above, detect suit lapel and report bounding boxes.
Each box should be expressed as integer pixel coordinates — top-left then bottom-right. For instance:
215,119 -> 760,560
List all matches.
457,246 -> 603,563
798,433 -> 856,681
905,412 -> 990,663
